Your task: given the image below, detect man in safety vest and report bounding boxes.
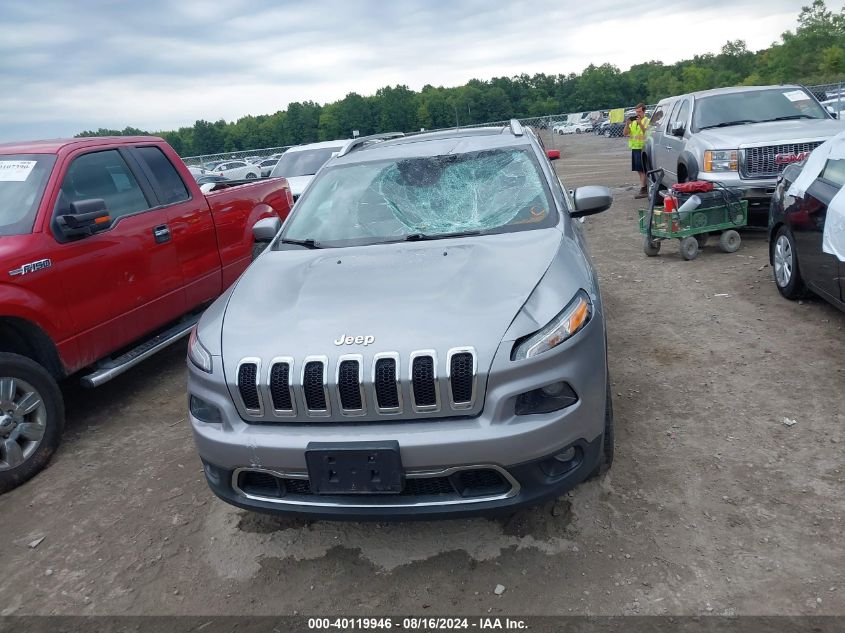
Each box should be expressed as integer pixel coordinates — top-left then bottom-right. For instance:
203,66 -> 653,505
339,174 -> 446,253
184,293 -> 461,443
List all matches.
624,102 -> 650,199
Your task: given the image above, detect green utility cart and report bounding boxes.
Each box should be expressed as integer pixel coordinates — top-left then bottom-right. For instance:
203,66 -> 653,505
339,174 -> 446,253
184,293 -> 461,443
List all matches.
639,169 -> 748,261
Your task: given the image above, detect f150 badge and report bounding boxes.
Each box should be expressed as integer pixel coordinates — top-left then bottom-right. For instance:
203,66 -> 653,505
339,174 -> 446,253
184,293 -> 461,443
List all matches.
9,259 -> 52,277
334,334 -> 375,346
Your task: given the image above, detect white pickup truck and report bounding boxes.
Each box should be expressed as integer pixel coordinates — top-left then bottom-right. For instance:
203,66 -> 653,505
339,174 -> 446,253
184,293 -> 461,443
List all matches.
643,85 -> 845,225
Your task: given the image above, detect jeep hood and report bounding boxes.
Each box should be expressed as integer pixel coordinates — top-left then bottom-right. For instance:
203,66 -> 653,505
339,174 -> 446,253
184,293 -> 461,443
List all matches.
695,118 -> 845,148
220,229 -> 565,370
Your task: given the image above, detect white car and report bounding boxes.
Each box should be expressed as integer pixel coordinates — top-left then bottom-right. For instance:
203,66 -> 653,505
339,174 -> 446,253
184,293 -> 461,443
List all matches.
254,157 -> 280,177
269,139 -> 347,198
821,97 -> 845,118
555,121 -> 593,135
209,160 -> 260,180
186,165 -> 208,177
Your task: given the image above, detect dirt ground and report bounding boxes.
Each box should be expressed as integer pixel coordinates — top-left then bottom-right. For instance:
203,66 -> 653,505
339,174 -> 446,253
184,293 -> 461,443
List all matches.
1,133 -> 843,617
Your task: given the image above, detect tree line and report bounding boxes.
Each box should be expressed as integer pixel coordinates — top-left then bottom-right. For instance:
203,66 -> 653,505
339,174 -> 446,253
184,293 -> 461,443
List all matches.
76,1 -> 845,157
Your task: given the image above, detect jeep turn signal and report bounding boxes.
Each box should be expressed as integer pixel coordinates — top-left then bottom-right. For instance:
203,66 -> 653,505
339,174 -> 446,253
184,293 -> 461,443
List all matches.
512,290 -> 592,360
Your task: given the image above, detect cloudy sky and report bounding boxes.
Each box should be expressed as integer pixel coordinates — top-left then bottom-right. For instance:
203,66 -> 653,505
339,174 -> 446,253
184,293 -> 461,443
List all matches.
0,0 -> 807,142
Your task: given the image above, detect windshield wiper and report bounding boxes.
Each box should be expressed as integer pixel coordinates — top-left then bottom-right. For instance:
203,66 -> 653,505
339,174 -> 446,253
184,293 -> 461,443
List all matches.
699,120 -> 757,130
404,230 -> 482,242
764,114 -> 815,122
278,238 -> 322,249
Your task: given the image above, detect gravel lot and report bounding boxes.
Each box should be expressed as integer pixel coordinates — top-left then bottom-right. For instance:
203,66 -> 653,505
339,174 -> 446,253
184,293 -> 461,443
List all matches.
1,133 -> 843,617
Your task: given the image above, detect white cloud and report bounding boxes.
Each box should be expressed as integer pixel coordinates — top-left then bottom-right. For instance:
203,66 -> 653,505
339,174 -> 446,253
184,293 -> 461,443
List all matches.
0,0 -> 807,142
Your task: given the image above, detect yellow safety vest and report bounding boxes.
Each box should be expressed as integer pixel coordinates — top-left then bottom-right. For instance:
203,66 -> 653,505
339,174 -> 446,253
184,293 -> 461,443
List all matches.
628,117 -> 650,150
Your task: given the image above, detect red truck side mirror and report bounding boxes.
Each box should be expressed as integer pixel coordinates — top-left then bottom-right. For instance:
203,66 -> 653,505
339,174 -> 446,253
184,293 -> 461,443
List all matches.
56,199 -> 112,239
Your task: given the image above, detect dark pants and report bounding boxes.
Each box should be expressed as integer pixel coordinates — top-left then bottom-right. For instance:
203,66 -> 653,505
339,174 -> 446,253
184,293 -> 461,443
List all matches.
631,149 -> 644,173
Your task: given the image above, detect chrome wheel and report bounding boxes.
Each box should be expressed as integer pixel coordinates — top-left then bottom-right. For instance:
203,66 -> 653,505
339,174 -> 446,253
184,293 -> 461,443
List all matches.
0,377 -> 47,471
774,234 -> 793,288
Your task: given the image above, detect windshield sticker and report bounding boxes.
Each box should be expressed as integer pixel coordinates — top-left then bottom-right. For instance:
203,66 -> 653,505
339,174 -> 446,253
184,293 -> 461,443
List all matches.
783,90 -> 809,102
0,160 -> 37,182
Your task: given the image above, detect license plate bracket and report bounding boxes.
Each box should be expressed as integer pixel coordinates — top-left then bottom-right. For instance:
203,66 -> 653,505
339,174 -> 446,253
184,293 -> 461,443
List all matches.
305,441 -> 403,495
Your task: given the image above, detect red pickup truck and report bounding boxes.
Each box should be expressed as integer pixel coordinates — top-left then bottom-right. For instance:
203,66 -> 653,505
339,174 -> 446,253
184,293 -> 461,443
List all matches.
0,136 -> 292,492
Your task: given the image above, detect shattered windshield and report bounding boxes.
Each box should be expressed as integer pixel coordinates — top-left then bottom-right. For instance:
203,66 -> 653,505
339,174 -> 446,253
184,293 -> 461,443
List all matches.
0,154 -> 56,236
282,148 -> 555,246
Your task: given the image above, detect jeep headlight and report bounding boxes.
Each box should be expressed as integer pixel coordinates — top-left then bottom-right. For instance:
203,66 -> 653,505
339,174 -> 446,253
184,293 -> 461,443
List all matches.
188,327 -> 213,373
703,150 -> 738,172
512,290 -> 592,360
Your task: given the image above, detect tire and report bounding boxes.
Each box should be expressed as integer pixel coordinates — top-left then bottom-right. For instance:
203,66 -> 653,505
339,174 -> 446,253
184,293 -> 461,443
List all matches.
0,353 -> 64,494
643,235 -> 661,257
773,227 -> 806,299
252,241 -> 269,260
718,229 -> 741,253
245,172 -> 257,179
588,375 -> 614,479
695,233 -> 708,248
576,128 -> 582,134
679,236 -> 699,260
604,130 -> 611,138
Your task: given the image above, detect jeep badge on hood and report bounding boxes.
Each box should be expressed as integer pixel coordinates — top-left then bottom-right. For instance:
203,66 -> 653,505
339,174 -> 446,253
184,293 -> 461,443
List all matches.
334,334 -> 375,346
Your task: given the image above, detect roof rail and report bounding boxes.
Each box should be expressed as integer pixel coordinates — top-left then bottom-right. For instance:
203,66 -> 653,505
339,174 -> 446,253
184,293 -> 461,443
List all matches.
509,119 -> 524,136
336,132 -> 405,158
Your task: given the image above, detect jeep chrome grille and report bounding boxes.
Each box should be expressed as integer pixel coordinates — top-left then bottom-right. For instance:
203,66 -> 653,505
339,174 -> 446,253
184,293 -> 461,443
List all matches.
302,357 -> 329,415
741,141 -> 823,178
234,348 -> 477,421
237,359 -> 262,414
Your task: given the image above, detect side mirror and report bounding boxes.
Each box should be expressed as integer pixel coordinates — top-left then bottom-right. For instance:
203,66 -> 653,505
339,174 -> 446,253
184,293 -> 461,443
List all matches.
253,216 -> 281,242
55,199 -> 111,238
546,150 -> 560,161
671,123 -> 685,137
571,186 -> 613,217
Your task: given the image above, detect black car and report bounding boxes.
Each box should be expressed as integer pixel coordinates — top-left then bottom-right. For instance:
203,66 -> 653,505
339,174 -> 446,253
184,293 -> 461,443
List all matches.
769,158 -> 844,311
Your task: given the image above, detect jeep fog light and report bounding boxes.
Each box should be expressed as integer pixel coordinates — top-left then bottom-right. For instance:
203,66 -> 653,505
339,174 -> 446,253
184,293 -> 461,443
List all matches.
540,445 -> 582,477
190,395 -> 223,424
515,382 -> 578,415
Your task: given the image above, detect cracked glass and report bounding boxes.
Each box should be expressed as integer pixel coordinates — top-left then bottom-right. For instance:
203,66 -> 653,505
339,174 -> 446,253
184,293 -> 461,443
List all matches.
283,148 -> 555,246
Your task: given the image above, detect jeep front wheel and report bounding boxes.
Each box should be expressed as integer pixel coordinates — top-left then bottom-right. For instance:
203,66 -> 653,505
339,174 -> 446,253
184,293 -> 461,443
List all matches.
0,353 -> 64,494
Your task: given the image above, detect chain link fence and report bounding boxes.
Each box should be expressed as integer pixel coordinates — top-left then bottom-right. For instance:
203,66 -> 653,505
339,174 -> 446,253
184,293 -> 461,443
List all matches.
179,82 -> 844,170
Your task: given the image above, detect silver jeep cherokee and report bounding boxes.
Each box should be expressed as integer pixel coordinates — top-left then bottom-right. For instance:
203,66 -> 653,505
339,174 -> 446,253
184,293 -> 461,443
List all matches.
187,121 -> 614,519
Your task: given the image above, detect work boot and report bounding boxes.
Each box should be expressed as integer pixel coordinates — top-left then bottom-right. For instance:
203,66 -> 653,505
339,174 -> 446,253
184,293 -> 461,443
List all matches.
634,186 -> 648,199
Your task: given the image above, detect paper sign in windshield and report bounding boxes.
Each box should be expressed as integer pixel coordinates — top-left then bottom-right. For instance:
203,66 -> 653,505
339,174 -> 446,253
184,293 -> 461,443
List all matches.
783,90 -> 809,102
0,160 -> 37,182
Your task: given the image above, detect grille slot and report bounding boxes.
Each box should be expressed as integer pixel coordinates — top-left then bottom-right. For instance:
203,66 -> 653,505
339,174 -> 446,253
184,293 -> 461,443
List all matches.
237,362 -> 260,412
411,355 -> 437,409
302,360 -> 327,411
269,362 -> 293,412
337,359 -> 363,411
374,357 -> 400,410
742,142 -> 824,178
449,352 -> 475,405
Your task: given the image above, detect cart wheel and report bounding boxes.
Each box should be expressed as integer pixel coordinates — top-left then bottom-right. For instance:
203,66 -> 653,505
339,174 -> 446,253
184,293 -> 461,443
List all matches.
679,236 -> 699,260
719,230 -> 741,253
643,236 -> 661,257
696,233 -> 708,248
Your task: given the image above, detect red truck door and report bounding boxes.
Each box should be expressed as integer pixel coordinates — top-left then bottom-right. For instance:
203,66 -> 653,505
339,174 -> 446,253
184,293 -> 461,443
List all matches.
48,147 -> 186,362
127,145 -> 222,308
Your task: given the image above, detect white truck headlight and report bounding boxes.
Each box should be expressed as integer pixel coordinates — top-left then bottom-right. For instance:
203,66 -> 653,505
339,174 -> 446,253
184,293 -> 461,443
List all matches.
703,150 -> 738,172
188,328 -> 213,373
512,290 -> 592,360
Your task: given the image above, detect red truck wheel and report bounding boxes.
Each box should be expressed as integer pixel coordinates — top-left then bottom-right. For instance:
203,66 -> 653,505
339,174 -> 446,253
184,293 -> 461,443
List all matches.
0,353 -> 64,494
